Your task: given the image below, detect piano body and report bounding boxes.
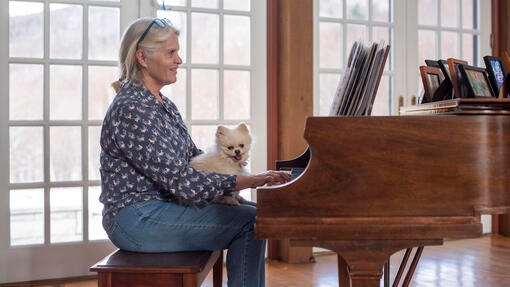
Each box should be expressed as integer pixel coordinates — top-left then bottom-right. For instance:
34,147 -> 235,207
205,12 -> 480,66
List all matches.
255,110 -> 510,286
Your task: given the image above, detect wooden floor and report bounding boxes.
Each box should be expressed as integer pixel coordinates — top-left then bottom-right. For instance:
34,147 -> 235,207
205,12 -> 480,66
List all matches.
9,235 -> 510,287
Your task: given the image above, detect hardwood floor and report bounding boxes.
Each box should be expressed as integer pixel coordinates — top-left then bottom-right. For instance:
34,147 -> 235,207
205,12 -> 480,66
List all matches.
5,235 -> 510,287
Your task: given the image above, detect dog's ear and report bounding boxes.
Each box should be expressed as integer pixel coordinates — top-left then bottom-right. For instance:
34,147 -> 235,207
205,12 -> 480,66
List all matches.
237,122 -> 249,133
216,125 -> 227,138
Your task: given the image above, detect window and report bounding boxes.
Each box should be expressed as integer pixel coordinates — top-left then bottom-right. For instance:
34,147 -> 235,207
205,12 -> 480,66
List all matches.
1,0 -> 138,282
1,0 -> 265,281
314,0 -> 491,116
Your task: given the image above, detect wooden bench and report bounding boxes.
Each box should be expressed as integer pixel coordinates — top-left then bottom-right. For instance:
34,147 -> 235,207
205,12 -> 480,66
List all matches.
90,249 -> 223,287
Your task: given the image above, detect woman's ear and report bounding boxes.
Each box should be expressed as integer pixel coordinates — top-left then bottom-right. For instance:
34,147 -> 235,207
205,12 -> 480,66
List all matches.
136,49 -> 148,69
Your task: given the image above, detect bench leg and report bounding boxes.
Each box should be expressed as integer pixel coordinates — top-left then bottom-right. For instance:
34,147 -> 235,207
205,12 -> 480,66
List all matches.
213,251 -> 223,287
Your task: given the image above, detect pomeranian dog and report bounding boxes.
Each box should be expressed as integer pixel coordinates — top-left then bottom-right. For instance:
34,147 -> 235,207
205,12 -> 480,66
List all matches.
190,123 -> 253,205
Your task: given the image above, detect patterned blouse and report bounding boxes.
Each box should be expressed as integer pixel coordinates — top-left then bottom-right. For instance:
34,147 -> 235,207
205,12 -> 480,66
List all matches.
99,80 -> 236,229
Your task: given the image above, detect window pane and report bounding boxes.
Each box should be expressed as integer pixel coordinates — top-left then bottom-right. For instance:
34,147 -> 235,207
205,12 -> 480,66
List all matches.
224,70 -> 250,120
346,24 -> 367,48
10,189 -> 44,246
462,33 -> 476,65
50,127 -> 82,181
462,0 -> 476,29
50,187 -> 83,243
372,26 -> 390,46
10,127 -> 44,183
320,22 -> 342,69
88,186 -> 107,240
320,73 -> 340,116
373,0 -> 391,22
192,0 -> 217,9
157,0 -> 186,7
224,15 -> 250,65
319,0 -> 343,18
50,4 -> 83,59
191,13 -> 219,64
88,126 -> 101,181
371,75 -> 390,116
88,6 -> 120,61
9,64 -> 43,120
441,0 -> 458,28
88,66 -> 117,120
192,69 -> 218,120
346,0 -> 368,20
50,65 -> 82,120
418,30 -> 437,67
418,0 -> 438,26
224,0 -> 250,11
191,125 -> 218,150
161,72 -> 187,119
9,1 -> 44,58
158,10 -> 187,64
441,31 -> 459,58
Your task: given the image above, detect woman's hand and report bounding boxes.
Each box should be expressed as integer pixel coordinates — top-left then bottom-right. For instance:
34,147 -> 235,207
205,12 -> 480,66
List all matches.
234,171 -> 292,191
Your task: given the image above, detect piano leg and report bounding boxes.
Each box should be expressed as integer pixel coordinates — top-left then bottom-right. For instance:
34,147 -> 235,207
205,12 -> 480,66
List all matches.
292,239 -> 441,287
338,254 -> 350,286
392,246 -> 425,287
384,261 -> 390,287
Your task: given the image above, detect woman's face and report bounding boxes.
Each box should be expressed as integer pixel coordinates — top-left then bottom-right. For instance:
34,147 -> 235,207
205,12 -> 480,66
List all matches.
143,33 -> 182,87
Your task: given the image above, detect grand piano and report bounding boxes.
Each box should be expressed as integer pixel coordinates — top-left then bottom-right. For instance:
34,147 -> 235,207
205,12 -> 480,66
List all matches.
255,100 -> 510,286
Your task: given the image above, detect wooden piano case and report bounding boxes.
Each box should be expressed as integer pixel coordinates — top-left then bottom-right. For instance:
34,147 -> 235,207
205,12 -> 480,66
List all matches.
255,105 -> 510,286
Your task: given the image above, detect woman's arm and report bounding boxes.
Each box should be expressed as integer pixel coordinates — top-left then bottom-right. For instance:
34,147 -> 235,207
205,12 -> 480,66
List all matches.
234,171 -> 291,191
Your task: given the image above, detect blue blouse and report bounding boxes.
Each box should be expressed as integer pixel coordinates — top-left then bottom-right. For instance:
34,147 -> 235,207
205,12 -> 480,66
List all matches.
99,81 -> 236,229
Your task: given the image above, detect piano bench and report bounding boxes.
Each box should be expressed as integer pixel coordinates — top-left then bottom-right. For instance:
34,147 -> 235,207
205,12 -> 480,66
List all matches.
90,249 -> 223,287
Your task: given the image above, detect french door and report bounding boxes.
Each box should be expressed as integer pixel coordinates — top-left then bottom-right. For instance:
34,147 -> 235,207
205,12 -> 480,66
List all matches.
1,0 -> 265,283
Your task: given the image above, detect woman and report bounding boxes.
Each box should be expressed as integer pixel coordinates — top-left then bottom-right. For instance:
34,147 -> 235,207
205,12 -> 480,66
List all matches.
99,17 -> 290,287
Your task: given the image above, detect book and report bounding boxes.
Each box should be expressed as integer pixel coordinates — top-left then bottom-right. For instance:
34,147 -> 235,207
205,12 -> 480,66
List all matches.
329,40 -> 390,116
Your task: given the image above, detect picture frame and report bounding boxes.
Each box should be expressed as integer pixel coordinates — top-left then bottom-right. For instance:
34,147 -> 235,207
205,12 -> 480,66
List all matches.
425,59 -> 440,68
458,64 -> 495,98
437,59 -> 452,84
447,58 -> 469,98
419,66 -> 444,103
483,56 -> 506,95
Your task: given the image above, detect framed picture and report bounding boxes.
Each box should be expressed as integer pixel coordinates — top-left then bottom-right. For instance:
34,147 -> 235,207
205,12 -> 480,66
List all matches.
447,58 -> 469,98
437,59 -> 452,84
458,64 -> 495,98
425,59 -> 440,68
419,66 -> 444,103
483,56 -> 506,95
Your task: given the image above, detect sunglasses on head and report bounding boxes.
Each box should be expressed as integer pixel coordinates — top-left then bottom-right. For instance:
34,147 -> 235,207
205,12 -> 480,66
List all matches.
136,18 -> 174,50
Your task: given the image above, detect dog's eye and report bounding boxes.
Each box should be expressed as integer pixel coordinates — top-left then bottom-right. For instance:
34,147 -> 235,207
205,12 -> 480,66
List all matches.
239,144 -> 244,148
227,146 -> 234,150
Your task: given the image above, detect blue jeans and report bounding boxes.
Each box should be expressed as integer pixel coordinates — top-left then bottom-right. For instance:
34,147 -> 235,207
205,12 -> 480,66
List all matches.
105,199 -> 266,287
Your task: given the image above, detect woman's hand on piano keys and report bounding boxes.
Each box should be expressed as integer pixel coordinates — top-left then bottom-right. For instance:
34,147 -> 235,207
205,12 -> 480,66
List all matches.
234,171 -> 291,191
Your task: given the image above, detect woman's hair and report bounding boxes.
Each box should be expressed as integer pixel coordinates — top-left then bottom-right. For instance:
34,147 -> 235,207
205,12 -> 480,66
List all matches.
112,17 -> 180,92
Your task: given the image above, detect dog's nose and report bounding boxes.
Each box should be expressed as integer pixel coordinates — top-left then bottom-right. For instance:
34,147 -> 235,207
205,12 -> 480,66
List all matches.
235,150 -> 241,155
